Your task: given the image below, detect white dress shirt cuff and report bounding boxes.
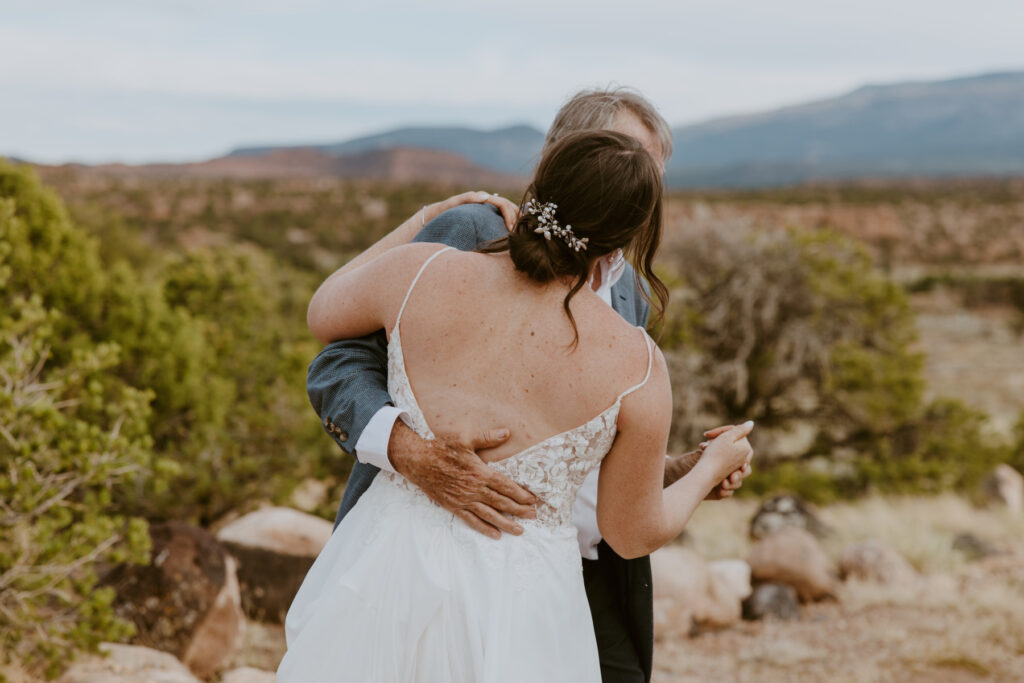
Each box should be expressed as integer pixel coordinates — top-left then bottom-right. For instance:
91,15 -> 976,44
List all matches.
354,405 -> 408,474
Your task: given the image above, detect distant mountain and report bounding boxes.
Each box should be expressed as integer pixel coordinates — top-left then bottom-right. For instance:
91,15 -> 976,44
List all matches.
63,147 -> 523,186
667,71 -> 1024,187
225,71 -> 1024,188
230,124 -> 545,175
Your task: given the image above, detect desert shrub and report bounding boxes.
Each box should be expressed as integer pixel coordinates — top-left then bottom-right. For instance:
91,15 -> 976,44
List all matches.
659,221 -> 923,454
0,162 -> 342,526
0,190 -> 150,678
740,399 -> 1012,504
1012,413 -> 1024,473
145,245 -> 337,522
907,273 -> 1024,310
656,219 -> 1014,499
852,399 -> 1012,495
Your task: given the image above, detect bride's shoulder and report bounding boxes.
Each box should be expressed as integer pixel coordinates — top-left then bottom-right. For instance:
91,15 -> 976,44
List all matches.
374,243 -> 466,275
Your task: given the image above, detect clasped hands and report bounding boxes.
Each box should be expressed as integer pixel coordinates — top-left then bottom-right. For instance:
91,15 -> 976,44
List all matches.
388,421 -> 753,539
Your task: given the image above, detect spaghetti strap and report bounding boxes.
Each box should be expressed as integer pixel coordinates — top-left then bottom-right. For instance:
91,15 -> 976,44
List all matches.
395,246 -> 455,329
617,327 -> 654,401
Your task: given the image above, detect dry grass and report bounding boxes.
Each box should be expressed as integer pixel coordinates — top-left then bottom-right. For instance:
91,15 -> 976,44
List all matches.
657,495 -> 1024,682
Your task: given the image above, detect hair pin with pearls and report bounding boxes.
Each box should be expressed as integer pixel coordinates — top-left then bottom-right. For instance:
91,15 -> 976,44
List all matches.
524,198 -> 588,252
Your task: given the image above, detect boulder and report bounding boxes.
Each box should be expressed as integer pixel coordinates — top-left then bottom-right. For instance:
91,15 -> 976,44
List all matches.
650,546 -> 743,639
747,527 -> 837,602
101,522 -> 244,679
741,583 -> 801,621
750,494 -> 831,540
980,464 -> 1023,513
953,532 -> 1002,561
707,559 -> 753,601
221,667 -> 278,683
57,643 -> 201,683
216,506 -> 333,623
837,539 -> 916,584
289,478 -> 330,513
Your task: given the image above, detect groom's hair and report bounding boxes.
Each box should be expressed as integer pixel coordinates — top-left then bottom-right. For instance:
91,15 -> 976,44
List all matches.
545,87 -> 673,162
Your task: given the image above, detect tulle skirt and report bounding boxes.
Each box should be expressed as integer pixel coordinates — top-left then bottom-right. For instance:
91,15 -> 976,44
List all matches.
276,472 -> 601,682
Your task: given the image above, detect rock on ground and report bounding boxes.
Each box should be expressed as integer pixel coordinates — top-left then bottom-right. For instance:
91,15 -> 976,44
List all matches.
953,531 -> 1003,560
750,494 -> 831,540
707,559 -> 753,601
221,666 -> 278,682
56,643 -> 201,683
747,527 -> 838,602
101,522 -> 244,679
216,506 -> 333,623
741,583 -> 801,621
837,539 -> 917,584
980,464 -> 1023,513
651,546 -> 744,639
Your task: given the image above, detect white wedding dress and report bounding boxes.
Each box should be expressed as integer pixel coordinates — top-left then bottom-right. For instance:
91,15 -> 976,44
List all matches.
277,248 -> 653,682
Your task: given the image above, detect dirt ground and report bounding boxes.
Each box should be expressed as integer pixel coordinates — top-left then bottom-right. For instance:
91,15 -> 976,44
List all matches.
653,496 -> 1024,683
222,496 -> 1024,683
911,288 -> 1024,438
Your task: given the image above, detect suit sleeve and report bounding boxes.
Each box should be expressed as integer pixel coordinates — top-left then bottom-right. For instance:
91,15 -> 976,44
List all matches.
306,203 -> 508,455
636,278 -> 652,328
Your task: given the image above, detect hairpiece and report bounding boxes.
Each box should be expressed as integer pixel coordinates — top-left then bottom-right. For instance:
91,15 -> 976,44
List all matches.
524,198 -> 588,252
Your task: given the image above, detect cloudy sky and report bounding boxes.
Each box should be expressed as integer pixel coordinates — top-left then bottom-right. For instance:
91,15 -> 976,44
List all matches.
3,0 -> 1023,163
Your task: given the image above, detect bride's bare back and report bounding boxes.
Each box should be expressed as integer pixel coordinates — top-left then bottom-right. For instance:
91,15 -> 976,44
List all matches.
393,247 -> 651,463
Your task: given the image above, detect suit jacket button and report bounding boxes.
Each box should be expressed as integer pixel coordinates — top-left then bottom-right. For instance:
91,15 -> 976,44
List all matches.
338,431 -> 349,442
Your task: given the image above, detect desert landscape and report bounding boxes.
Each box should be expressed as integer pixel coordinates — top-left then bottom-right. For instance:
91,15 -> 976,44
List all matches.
3,163 -> 1022,682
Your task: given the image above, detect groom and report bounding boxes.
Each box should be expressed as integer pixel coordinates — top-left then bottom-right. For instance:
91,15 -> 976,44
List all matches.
308,87 -> 750,683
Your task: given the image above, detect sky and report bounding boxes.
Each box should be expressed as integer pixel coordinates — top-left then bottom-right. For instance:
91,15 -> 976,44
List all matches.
2,0 -> 1023,164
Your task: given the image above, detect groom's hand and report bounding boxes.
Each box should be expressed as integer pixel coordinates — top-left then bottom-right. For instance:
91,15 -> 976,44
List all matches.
663,424 -> 753,499
387,422 -> 538,539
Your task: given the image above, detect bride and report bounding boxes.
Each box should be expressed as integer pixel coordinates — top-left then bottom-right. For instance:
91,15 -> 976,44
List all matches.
277,130 -> 753,682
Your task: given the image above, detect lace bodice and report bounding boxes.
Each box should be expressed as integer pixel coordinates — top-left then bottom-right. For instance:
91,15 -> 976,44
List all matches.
384,247 -> 653,530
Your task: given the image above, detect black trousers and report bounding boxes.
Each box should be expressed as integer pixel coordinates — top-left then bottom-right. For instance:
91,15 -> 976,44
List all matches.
582,544 -> 648,683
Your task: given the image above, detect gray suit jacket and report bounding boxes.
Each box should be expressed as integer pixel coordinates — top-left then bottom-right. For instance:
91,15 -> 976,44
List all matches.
306,203 -> 655,681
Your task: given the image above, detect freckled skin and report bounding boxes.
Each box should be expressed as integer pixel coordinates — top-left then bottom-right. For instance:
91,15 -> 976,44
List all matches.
397,250 -> 652,464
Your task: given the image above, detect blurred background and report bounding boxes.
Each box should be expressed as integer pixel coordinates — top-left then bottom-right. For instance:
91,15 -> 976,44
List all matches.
2,1 -> 1023,681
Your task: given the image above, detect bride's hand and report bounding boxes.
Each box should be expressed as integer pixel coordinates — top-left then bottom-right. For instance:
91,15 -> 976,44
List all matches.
663,424 -> 753,499
423,191 -> 519,231
697,421 -> 754,491
699,425 -> 753,499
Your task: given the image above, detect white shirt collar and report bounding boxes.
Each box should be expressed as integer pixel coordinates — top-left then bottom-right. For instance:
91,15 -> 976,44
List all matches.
593,249 -> 626,306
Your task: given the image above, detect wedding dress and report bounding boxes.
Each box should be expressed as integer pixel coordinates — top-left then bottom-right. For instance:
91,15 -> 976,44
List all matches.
277,247 -> 653,682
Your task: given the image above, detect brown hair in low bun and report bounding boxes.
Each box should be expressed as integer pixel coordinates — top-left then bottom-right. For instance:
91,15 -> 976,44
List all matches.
480,129 -> 667,346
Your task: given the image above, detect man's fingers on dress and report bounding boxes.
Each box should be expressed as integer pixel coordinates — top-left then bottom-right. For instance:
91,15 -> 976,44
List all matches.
454,509 -> 502,540
486,470 -> 538,506
482,486 -> 537,519
468,502 -> 523,536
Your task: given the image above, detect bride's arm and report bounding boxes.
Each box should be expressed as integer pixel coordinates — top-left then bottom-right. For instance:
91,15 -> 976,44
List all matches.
596,348 -> 754,559
307,242 -> 446,344
336,192 -> 517,277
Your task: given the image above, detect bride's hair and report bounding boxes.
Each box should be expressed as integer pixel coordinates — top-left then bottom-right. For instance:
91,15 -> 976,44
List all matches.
481,130 -> 668,344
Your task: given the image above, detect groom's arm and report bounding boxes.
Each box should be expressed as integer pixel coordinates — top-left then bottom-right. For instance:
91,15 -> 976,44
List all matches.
308,204 -> 507,459
307,204 -> 537,537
